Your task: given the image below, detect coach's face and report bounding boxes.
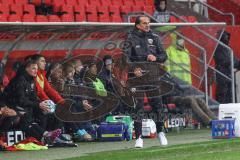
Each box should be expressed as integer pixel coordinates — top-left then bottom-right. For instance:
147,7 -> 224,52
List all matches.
136,17 -> 150,33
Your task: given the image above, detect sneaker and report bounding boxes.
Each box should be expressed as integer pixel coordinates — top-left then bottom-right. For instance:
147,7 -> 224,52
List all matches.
134,137 -> 143,148
158,132 -> 168,146
59,134 -> 72,142
75,129 -> 93,141
45,129 -> 62,141
54,136 -> 73,144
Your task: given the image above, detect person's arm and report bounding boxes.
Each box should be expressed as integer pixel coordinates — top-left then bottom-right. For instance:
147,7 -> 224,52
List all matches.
125,33 -> 145,76
98,72 -> 107,88
43,76 -> 64,105
15,82 -> 40,108
154,34 -> 167,63
0,106 -> 17,117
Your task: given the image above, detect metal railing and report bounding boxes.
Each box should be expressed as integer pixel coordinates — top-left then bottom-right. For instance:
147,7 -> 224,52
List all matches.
165,31 -> 209,105
126,11 -> 235,104
188,0 -> 235,25
0,22 -> 232,105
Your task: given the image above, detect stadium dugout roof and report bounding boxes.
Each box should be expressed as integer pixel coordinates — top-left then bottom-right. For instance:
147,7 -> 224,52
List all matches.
0,22 -> 226,33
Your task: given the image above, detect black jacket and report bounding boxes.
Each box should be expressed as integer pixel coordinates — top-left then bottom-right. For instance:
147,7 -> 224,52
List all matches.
3,70 -> 40,114
214,31 -> 240,77
126,28 -> 167,63
74,68 -> 86,86
99,68 -> 114,93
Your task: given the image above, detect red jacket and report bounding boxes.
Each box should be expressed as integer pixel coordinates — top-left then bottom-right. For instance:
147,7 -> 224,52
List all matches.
35,70 -> 64,105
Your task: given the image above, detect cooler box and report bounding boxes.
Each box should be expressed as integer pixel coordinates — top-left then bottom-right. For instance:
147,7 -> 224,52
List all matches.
219,103 -> 240,137
106,115 -> 133,140
97,122 -> 130,141
211,119 -> 235,139
142,119 -> 157,138
0,130 -> 25,146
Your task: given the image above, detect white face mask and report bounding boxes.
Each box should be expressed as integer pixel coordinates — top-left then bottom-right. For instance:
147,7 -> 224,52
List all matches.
176,39 -> 185,48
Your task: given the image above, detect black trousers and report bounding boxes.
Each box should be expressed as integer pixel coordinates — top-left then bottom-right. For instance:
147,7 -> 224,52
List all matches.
0,116 -> 20,131
19,113 -> 46,141
0,113 -> 45,141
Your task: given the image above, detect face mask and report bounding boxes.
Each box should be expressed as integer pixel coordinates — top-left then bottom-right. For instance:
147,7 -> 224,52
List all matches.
176,39 -> 185,49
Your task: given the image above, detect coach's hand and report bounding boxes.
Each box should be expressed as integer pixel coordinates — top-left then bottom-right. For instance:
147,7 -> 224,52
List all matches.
147,54 -> 157,62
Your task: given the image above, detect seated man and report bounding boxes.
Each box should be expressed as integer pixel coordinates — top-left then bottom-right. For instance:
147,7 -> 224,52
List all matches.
25,54 -> 64,130
26,54 -> 64,105
3,59 -> 61,143
48,62 -> 93,141
84,60 -> 107,98
71,58 -> 85,86
99,55 -> 125,114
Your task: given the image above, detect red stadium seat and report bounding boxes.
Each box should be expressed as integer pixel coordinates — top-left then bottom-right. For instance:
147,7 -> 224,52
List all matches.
0,4 -> 10,16
89,0 -> 101,7
31,0 -> 42,6
109,5 -> 122,22
61,14 -> 74,22
8,14 -> 22,22
61,5 -> 74,14
120,5 -> 132,16
52,0 -> 65,12
52,0 -> 65,6
35,15 -> 48,22
65,0 -> 78,5
123,0 -> 135,6
131,6 -> 143,12
85,6 -> 97,22
43,0 -> 52,5
22,14 -> 35,22
23,4 -> 36,15
77,0 -> 89,6
112,0 -> 123,6
145,0 -> 154,6
48,15 -> 61,22
187,16 -> 197,22
111,14 -> 122,22
74,5 -> 86,21
134,0 -> 145,7
169,16 -> 180,23
0,15 -> 8,21
1,0 -> 14,5
100,0 -> 111,6
97,6 -> 110,22
10,4 -> 23,16
15,0 -> 28,5
143,6 -> 153,15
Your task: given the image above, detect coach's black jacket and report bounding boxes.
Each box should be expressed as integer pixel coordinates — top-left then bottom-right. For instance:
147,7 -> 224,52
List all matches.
126,28 -> 167,63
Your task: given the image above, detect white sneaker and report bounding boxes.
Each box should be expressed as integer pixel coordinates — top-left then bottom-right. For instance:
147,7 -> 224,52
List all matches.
134,137 -> 143,148
158,132 -> 168,146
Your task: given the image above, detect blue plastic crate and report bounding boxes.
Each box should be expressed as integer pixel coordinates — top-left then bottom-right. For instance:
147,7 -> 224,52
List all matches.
212,119 -> 235,139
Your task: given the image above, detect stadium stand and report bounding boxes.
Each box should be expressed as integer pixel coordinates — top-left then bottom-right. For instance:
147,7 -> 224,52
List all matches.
1,0 -> 240,151
0,0 -> 202,23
